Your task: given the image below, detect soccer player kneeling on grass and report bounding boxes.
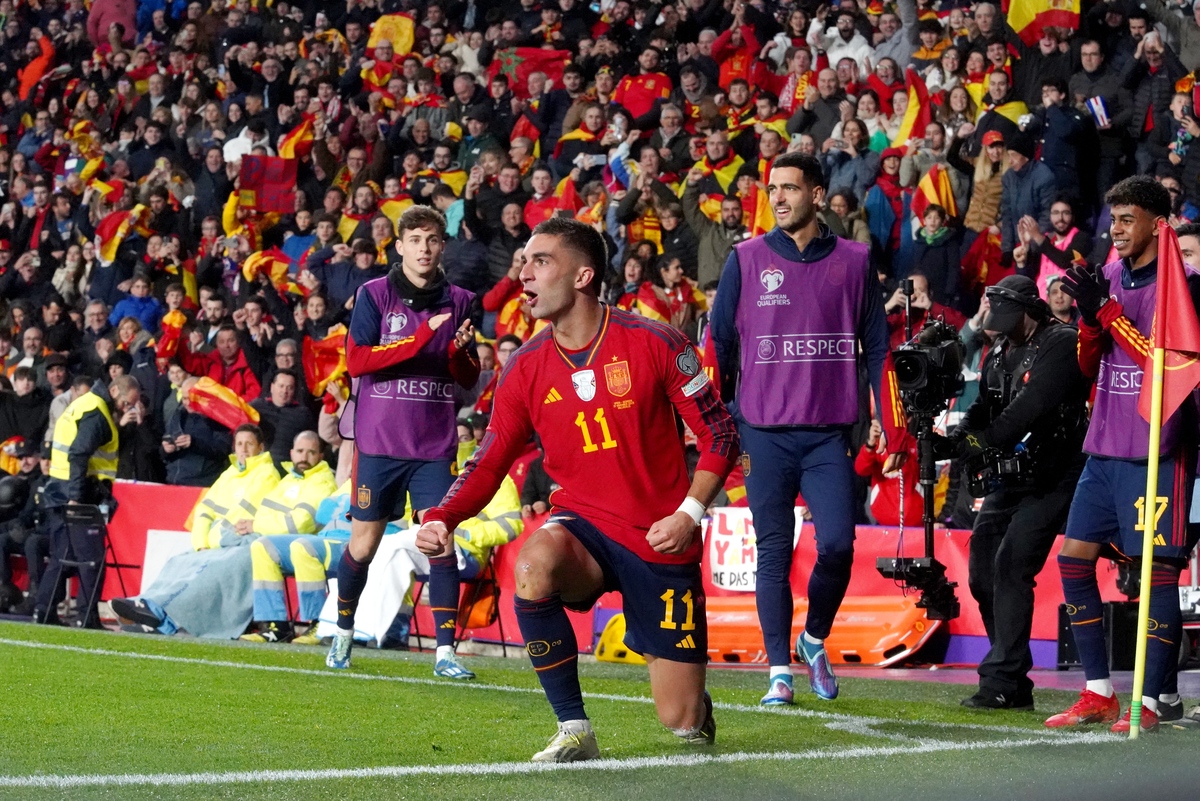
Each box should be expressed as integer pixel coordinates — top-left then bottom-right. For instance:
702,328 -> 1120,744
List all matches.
416,218 -> 738,762
1050,176 -> 1200,733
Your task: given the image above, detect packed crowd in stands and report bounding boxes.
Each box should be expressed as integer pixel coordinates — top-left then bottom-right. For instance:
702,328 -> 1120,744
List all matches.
4,0 -> 1200,613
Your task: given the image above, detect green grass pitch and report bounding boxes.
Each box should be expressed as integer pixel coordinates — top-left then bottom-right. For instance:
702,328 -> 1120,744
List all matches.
0,621 -> 1196,801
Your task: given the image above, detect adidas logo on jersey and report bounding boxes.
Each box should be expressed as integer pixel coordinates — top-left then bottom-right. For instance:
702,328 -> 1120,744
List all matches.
676,635 -> 696,649
544,388 -> 562,404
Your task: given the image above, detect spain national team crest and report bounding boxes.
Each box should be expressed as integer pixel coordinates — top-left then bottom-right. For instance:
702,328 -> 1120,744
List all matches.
571,369 -> 597,401
604,360 -> 632,397
357,485 -> 371,509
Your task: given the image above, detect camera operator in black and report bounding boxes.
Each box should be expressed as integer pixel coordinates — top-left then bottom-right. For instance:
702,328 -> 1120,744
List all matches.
945,275 -> 1090,710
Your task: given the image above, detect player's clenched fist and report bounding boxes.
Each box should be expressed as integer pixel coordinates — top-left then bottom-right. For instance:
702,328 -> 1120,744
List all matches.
416,519 -> 454,556
645,512 -> 696,555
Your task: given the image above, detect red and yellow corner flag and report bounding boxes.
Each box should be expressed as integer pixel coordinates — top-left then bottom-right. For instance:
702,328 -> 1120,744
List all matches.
910,163 -> 958,220
1007,0 -> 1081,47
891,68 -> 931,147
1128,219 -> 1200,738
1138,221 -> 1200,424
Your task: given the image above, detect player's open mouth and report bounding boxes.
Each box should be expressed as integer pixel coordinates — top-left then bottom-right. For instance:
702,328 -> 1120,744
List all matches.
524,290 -> 538,306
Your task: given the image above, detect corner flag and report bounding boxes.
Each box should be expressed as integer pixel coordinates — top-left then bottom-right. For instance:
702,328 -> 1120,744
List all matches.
1129,220 -> 1200,738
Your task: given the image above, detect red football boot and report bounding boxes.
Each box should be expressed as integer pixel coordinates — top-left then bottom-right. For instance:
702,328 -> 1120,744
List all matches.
1044,689 -> 1121,728
1110,705 -> 1159,734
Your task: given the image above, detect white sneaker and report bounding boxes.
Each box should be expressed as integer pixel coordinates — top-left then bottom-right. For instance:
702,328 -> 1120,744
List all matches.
530,721 -> 600,763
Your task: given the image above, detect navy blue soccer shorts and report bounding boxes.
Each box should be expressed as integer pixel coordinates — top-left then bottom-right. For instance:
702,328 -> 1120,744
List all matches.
549,512 -> 709,663
1064,454 -> 1194,561
350,453 -> 456,522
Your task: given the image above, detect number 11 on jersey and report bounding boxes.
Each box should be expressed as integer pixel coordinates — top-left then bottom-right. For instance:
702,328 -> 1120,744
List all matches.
574,408 -> 618,453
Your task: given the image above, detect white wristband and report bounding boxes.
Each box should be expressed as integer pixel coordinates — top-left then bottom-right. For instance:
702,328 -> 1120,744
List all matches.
676,496 -> 706,526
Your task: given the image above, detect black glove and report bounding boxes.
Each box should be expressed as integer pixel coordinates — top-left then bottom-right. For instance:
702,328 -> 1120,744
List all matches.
931,433 -> 957,461
954,429 -> 989,461
1059,264 -> 1111,325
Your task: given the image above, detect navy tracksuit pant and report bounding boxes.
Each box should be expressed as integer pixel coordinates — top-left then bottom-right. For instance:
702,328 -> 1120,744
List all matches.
738,423 -> 857,667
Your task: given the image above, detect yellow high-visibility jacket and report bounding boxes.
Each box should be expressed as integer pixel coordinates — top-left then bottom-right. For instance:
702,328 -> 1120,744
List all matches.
191,452 -> 282,550
49,390 -> 118,485
252,460 -> 337,536
454,475 -> 523,566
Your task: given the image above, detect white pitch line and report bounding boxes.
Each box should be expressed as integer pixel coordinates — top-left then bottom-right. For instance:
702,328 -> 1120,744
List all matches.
0,637 -> 1065,738
0,731 -> 1115,789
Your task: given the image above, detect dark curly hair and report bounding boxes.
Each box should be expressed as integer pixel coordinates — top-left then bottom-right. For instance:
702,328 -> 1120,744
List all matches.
1105,175 -> 1172,220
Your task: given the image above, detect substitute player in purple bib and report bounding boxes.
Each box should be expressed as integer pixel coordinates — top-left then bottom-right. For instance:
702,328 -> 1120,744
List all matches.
710,152 -> 912,705
1051,176 -> 1200,733
326,206 -> 481,677
416,218 -> 738,761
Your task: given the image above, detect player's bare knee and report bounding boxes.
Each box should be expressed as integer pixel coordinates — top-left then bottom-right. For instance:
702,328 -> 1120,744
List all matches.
514,533 -> 560,598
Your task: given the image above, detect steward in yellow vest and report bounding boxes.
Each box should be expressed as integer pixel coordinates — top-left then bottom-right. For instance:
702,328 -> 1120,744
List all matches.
36,376 -> 142,627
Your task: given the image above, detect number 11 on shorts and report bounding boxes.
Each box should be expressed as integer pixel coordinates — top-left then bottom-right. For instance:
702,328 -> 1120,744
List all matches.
659,589 -> 695,630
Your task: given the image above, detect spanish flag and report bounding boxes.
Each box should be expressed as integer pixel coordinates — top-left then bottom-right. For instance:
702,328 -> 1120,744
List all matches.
380,197 -> 413,229
90,178 -> 126,205
746,183 -> 774,237
551,125 -> 598,159
910,163 -> 958,220
278,116 -> 315,160
1008,0 -> 1080,46
188,377 -> 260,431
241,248 -> 295,292
367,13 -> 416,57
618,283 -> 671,323
435,168 -> 468,196
557,176 -> 584,213
891,68 -> 932,147
976,96 -> 1030,127
303,323 -> 349,398
155,309 -> 188,367
95,205 -> 148,264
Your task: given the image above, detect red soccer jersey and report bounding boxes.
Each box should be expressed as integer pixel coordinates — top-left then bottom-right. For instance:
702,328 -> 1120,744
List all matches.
613,72 -> 672,119
427,305 -> 738,564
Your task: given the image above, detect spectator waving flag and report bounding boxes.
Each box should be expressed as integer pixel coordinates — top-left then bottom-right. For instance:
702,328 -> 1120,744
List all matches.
238,156 -> 297,214
188,377 -> 261,430
241,248 -> 296,293
367,13 -> 415,57
488,48 -> 572,100
278,116 -> 315,160
1007,0 -> 1081,46
747,183 -> 774,237
95,205 -> 149,264
891,69 -> 931,148
910,164 -> 958,220
304,324 -> 349,398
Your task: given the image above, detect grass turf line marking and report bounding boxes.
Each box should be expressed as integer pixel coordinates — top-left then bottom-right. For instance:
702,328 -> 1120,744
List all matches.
0,637 -> 1064,738
0,732 -> 1114,789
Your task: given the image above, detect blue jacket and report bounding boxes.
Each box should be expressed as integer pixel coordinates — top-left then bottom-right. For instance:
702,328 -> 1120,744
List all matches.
824,149 -> 880,202
109,295 -> 164,333
1000,160 -> 1057,252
